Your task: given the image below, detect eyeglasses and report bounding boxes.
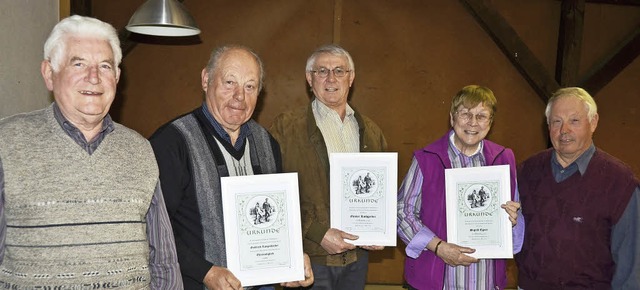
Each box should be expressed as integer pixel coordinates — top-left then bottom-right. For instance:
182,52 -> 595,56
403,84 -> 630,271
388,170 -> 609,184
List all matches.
310,67 -> 351,78
456,111 -> 492,124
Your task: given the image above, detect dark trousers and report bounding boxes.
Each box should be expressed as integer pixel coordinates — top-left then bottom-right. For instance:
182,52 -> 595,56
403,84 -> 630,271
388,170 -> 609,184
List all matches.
286,251 -> 369,290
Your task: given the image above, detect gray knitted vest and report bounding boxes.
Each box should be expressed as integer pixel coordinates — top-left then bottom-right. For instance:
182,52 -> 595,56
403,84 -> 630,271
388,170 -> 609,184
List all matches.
171,114 -> 277,269
0,105 -> 157,289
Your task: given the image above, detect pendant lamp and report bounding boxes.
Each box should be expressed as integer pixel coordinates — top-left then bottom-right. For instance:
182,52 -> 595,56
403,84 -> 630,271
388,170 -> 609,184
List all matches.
126,0 -> 200,37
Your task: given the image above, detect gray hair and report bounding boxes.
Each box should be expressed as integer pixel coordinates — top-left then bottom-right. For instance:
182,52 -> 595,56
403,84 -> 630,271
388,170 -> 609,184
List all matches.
204,45 -> 264,91
545,87 -> 598,124
305,44 -> 355,72
44,15 -> 121,72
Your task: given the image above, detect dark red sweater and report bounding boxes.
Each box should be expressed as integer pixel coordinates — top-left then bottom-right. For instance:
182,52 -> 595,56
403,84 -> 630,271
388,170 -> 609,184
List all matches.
516,148 -> 637,289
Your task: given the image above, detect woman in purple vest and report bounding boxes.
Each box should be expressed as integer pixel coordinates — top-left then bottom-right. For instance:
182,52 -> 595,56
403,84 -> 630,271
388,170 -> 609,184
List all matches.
397,85 -> 524,290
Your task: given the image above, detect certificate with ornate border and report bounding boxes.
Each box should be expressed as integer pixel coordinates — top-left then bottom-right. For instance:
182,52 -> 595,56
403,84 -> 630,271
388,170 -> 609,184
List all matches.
329,152 -> 398,246
221,173 -> 304,286
445,164 -> 513,259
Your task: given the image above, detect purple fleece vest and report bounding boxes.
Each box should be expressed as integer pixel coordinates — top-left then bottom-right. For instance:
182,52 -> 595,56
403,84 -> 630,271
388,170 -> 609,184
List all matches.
404,131 -> 517,290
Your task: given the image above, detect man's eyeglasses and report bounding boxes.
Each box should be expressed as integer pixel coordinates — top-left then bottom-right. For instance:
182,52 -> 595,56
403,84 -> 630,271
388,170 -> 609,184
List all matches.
310,67 -> 351,78
456,111 -> 492,124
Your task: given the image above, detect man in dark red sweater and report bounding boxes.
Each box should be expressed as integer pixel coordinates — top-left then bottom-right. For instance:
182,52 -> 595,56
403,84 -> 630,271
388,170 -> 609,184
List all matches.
516,87 -> 639,289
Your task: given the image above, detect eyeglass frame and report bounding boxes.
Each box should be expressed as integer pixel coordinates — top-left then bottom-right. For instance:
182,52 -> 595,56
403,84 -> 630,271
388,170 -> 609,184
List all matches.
309,67 -> 352,78
454,110 -> 493,124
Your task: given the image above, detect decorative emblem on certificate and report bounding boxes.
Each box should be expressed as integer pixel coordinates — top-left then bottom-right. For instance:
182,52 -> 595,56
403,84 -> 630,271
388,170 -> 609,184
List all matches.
445,165 -> 513,259
221,173 -> 304,286
341,167 -> 386,234
330,153 -> 398,246
235,192 -> 289,270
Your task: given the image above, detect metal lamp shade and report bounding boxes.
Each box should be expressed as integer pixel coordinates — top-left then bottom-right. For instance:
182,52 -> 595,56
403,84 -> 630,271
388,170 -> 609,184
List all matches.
126,0 -> 200,37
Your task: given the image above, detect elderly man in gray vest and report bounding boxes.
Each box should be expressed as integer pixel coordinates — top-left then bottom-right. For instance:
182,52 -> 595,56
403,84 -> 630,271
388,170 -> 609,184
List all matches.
150,45 -> 313,290
0,16 -> 182,288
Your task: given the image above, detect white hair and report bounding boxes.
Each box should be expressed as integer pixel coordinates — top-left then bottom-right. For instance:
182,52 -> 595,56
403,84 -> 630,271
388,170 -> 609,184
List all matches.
545,87 -> 598,124
305,44 -> 355,72
44,15 -> 121,71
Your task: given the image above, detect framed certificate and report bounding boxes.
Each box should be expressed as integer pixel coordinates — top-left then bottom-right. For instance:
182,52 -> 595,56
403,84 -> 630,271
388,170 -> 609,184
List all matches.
329,152 -> 398,246
445,164 -> 513,259
221,173 -> 304,287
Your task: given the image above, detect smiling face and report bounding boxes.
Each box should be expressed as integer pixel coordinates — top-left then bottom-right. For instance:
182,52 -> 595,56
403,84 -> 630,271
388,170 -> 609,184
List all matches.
450,102 -> 493,155
202,48 -> 260,139
306,53 -> 355,115
548,95 -> 598,166
42,36 -> 120,128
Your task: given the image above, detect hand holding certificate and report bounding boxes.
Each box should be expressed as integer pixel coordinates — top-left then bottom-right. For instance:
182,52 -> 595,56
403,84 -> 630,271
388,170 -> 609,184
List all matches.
445,165 -> 513,259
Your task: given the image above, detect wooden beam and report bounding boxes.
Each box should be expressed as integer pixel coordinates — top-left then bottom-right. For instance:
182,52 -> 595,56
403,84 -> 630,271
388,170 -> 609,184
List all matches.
59,0 -> 70,19
585,0 -> 640,6
120,30 -> 137,59
555,0 -> 585,86
67,0 -> 137,59
558,0 -> 640,6
333,0 -> 343,44
69,0 -> 91,16
459,0 -> 560,102
580,27 -> 640,95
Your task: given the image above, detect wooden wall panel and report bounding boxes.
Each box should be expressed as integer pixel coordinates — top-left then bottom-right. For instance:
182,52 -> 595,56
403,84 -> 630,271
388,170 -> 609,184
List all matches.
91,0 -> 640,286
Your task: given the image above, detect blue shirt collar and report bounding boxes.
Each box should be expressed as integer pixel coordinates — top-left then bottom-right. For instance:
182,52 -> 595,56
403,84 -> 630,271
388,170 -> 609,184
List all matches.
200,103 -> 250,150
551,143 -> 595,177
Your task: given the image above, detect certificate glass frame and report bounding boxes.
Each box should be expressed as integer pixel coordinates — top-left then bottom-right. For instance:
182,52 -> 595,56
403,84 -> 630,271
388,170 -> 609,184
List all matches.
445,164 -> 513,259
221,173 -> 304,286
329,152 -> 398,246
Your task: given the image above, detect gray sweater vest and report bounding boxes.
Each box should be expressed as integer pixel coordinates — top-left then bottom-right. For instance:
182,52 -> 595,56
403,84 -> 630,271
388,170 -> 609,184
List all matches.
171,114 -> 277,268
0,105 -> 157,289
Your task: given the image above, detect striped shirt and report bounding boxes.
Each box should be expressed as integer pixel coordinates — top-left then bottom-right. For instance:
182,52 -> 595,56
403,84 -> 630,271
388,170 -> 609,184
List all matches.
397,131 -> 499,290
311,98 -> 359,153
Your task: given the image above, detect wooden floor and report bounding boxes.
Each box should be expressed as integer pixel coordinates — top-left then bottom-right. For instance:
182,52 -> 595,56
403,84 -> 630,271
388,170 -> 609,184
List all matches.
277,283 -> 518,289
276,284 -> 405,290
365,285 -> 518,290
365,285 -> 404,290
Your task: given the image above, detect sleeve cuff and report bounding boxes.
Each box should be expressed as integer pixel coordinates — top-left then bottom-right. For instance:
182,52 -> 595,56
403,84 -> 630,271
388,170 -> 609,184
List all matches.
405,227 -> 436,259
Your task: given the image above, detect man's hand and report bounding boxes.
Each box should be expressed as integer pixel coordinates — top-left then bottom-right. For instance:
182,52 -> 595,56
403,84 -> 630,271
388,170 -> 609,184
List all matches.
320,228 -> 357,254
436,241 -> 478,267
501,201 -> 521,227
280,253 -> 314,287
203,266 -> 242,290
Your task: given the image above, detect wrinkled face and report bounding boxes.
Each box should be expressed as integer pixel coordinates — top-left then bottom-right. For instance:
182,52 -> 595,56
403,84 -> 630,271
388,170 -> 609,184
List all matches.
306,53 -> 355,111
202,49 -> 260,133
450,102 -> 493,154
548,95 -> 598,164
42,36 -> 120,126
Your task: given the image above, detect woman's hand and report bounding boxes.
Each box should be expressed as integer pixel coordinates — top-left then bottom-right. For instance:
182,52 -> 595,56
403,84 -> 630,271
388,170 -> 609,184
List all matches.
501,201 -> 521,227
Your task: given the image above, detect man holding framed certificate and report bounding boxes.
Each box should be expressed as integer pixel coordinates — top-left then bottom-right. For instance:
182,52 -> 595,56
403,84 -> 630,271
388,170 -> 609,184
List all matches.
270,44 -> 387,290
397,85 -> 524,290
150,45 -> 313,290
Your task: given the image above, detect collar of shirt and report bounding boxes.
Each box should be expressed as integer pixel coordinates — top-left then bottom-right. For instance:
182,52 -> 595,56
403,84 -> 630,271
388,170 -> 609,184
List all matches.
447,130 -> 485,168
52,102 -> 114,155
311,98 -> 355,121
201,103 -> 250,151
311,98 -> 359,153
551,143 -> 595,182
